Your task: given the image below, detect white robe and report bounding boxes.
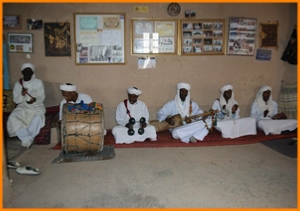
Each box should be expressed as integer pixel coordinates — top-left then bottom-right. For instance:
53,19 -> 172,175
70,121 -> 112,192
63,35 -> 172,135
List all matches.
157,99 -> 210,143
250,100 -> 297,135
112,100 -> 157,144
59,93 -> 93,121
212,99 -> 257,138
7,77 -> 46,138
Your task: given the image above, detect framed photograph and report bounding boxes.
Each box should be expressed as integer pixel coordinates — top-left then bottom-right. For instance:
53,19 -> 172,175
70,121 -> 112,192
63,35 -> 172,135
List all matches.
180,19 -> 226,55
227,17 -> 257,56
259,21 -> 279,49
44,22 -> 71,56
74,13 -> 125,65
185,10 -> 196,18
256,48 -> 272,61
131,18 -> 179,55
7,33 -> 33,53
3,15 -> 21,29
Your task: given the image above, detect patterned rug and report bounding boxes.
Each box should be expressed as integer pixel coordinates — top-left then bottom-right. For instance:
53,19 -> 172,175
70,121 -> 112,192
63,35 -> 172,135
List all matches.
51,129 -> 297,149
51,145 -> 115,164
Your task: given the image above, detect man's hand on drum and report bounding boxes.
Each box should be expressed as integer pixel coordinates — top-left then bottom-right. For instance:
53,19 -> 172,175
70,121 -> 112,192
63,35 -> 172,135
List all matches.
165,116 -> 175,126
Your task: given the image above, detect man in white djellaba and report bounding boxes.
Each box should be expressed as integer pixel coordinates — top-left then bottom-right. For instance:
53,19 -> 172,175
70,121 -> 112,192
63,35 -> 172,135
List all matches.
157,82 -> 212,143
58,83 -> 94,122
7,63 -> 46,148
250,85 -> 297,135
112,87 -> 157,144
211,84 -> 257,139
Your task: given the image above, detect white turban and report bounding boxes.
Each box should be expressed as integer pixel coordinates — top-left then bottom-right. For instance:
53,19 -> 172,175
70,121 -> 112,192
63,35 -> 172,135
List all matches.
59,84 -> 77,92
175,82 -> 191,117
220,84 -> 233,93
127,87 -> 142,95
177,82 -> 191,91
21,63 -> 35,72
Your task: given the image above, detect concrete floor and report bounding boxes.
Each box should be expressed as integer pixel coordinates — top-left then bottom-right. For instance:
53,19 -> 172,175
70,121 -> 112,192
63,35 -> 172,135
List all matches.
4,138 -> 297,208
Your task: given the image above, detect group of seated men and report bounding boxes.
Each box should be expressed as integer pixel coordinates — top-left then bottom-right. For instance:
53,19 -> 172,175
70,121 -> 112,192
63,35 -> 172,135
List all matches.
7,62 -> 297,148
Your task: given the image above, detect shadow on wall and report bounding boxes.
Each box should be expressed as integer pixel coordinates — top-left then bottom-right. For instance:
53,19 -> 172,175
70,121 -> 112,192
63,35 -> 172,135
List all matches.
43,81 -> 62,107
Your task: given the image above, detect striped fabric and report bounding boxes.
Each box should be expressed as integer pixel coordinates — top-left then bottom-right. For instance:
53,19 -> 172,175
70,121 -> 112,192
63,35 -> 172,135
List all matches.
278,81 -> 297,119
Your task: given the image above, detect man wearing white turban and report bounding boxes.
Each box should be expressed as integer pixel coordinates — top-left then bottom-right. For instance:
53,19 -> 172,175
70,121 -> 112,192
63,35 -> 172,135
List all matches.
7,63 -> 46,148
58,83 -> 93,122
157,82 -> 211,143
212,84 -> 257,138
112,87 -> 157,144
250,85 -> 297,135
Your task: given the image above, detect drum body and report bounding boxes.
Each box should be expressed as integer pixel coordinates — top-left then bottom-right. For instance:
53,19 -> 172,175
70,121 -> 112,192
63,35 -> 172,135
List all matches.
62,104 -> 105,153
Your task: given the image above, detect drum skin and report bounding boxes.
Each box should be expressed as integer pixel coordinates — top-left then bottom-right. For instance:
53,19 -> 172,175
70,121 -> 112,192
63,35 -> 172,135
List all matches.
62,104 -> 104,153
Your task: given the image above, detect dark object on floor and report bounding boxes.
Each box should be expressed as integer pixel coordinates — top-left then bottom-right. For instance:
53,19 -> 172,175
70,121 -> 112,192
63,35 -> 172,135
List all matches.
7,161 -> 21,169
260,138 -> 297,158
51,145 -> 115,164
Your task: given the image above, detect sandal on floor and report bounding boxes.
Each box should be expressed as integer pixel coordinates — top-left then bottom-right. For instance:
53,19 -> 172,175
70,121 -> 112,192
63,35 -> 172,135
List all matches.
7,161 -> 21,169
16,166 -> 41,175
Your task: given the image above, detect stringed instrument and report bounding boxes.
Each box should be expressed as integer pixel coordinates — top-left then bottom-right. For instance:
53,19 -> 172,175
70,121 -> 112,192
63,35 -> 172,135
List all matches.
149,109 -> 218,132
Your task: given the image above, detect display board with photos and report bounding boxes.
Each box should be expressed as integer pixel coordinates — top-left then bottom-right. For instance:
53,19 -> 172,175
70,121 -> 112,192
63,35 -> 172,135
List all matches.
74,13 -> 125,65
180,19 -> 226,55
7,33 -> 33,53
131,18 -> 179,55
227,17 -> 257,56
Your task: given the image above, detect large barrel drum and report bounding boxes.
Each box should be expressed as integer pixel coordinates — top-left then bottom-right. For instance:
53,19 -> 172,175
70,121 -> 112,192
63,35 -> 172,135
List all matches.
61,103 -> 105,153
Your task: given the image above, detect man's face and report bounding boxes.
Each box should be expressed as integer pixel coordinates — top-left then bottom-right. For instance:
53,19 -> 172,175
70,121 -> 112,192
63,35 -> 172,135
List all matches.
223,89 -> 232,100
179,88 -> 188,101
262,90 -> 271,102
22,68 -> 34,81
128,94 -> 138,104
62,91 -> 77,101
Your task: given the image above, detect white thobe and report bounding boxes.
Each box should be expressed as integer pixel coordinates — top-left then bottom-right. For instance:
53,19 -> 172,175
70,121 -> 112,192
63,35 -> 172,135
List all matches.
157,99 -> 210,143
112,100 -> 157,144
250,101 -> 297,135
59,93 -> 93,121
212,99 -> 257,138
7,78 -> 46,144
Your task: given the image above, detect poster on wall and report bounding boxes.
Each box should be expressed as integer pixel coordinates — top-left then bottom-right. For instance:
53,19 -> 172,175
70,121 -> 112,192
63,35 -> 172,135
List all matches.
44,22 -> 71,56
131,18 -> 178,55
74,13 -> 125,65
227,17 -> 257,56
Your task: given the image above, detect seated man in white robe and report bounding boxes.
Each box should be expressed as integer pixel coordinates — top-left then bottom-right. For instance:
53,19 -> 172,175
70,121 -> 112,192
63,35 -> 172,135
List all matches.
157,82 -> 211,143
212,84 -> 257,139
250,85 -> 297,135
112,87 -> 157,144
7,63 -> 46,148
59,83 -> 94,122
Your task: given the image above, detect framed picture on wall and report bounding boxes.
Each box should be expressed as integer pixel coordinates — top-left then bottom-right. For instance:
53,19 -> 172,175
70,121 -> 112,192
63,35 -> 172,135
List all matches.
74,13 -> 126,65
180,19 -> 226,55
44,22 -> 71,56
259,21 -> 279,49
3,15 -> 21,29
7,33 -> 33,53
227,17 -> 257,56
131,18 -> 179,55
